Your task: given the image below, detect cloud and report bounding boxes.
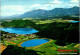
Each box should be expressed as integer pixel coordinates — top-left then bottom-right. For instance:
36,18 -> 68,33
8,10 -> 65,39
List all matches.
31,4 -> 41,8
1,5 -> 28,16
2,5 -> 26,12
30,4 -> 49,10
30,0 -> 79,10
45,0 -> 79,9
51,0 -> 63,4
43,0 -> 63,9
67,3 -> 79,7
45,4 -> 54,7
70,0 -> 79,3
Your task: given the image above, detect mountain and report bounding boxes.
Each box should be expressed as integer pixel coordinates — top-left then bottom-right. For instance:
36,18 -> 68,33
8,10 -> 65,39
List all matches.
20,9 -> 48,18
1,6 -> 79,20
20,6 -> 79,18
48,6 -> 79,17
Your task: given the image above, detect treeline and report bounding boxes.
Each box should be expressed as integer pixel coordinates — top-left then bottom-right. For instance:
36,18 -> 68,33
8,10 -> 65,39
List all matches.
1,19 -> 36,28
62,15 -> 79,21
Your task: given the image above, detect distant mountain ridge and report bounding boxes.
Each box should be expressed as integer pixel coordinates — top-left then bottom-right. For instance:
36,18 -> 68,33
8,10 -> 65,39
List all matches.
1,6 -> 79,20
21,6 -> 79,19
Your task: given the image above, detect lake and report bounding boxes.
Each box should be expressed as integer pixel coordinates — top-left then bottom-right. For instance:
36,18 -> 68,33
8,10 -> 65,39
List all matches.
21,39 -> 50,47
69,21 -> 79,23
0,28 -> 39,34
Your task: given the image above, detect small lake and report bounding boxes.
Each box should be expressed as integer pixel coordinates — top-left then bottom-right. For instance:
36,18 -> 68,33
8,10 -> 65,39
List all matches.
21,39 -> 50,47
0,28 -> 39,34
69,21 -> 79,23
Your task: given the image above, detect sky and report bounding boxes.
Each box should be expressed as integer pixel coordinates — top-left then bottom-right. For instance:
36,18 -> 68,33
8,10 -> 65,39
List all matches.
1,0 -> 79,16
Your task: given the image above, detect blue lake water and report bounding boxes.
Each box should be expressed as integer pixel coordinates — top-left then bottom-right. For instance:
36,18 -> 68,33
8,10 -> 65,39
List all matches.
0,28 -> 39,34
21,39 -> 50,47
69,21 -> 79,23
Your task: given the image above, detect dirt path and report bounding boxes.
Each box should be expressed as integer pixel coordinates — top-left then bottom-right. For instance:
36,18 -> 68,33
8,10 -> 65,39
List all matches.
9,42 -> 16,45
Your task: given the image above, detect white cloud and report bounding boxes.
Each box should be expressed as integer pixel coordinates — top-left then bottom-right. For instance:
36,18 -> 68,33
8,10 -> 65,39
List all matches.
1,5 -> 28,16
30,0 -> 79,10
30,4 -> 49,10
31,3 -> 54,10
43,0 -> 63,9
70,0 -> 79,3
45,4 -> 54,7
51,0 -> 63,4
60,2 -> 78,8
2,5 -> 26,12
31,4 -> 41,8
68,3 -> 79,7
45,4 -> 50,7
47,0 -> 79,9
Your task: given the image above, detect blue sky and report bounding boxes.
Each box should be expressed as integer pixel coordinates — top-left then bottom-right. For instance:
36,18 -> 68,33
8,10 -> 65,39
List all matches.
1,0 -> 79,16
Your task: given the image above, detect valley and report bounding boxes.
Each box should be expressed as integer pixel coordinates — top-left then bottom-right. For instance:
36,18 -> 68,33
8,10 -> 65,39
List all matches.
0,18 -> 79,55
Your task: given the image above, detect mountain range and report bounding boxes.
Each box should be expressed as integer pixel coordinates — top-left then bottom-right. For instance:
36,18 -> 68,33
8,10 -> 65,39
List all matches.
1,6 -> 79,20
